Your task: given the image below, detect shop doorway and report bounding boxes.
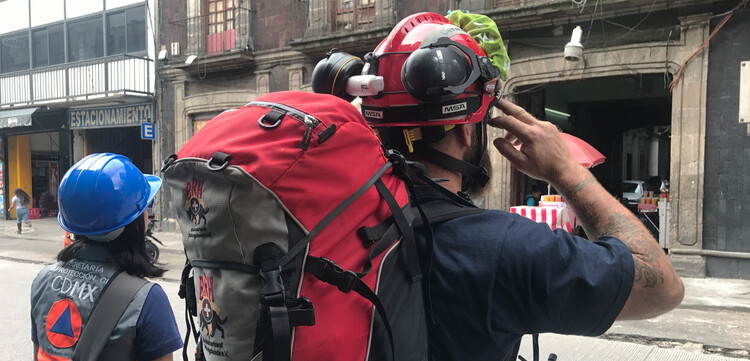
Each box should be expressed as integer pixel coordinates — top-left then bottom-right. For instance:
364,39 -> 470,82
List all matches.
86,127 -> 153,173
512,74 -> 672,205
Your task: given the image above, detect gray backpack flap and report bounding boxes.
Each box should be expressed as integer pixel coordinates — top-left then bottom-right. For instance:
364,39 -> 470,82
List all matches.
162,91 -> 428,361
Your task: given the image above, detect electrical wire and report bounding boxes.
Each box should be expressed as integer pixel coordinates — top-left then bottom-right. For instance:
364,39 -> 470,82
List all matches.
571,0 -> 588,13
502,82 -> 548,97
669,0 -> 749,91
614,0 -> 658,40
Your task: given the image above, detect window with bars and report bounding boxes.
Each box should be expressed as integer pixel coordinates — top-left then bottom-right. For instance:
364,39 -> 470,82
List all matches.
208,0 -> 235,34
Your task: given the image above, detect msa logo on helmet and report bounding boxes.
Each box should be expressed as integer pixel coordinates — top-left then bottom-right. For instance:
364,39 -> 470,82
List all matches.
442,102 -> 467,114
364,109 -> 384,119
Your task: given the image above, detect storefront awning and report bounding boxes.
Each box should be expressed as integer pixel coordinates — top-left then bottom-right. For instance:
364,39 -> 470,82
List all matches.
0,107 -> 38,129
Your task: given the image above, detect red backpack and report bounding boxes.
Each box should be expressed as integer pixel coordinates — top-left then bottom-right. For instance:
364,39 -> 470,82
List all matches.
162,91 -> 428,361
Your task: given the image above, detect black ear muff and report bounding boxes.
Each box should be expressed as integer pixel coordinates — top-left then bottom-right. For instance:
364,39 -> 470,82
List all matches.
312,49 -> 364,102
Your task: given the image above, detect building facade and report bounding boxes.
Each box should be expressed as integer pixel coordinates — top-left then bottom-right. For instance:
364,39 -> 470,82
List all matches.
158,0 -> 750,279
0,0 -> 156,220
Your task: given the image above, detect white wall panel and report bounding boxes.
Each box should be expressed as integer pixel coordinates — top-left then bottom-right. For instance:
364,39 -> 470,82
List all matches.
740,61 -> 750,123
0,0 -> 30,35
66,0 -> 103,19
106,0 -> 144,10
30,0 -> 64,27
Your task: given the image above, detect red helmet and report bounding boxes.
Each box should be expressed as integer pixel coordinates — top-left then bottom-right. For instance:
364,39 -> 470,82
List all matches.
360,12 -> 500,128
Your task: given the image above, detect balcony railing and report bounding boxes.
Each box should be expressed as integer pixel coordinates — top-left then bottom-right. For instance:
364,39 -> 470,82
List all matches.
167,7 -> 252,59
305,0 -> 395,38
0,54 -> 153,107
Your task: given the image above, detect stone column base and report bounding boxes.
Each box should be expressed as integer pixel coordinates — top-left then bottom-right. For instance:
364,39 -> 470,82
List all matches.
669,254 -> 706,278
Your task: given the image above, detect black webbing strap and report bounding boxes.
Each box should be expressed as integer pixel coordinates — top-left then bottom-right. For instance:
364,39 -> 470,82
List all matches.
411,164 -> 476,208
72,270 -> 147,361
355,207 -> 415,279
362,96 -> 482,125
178,262 -> 200,361
305,256 -> 396,361
279,161 -> 394,268
358,204 -> 416,246
413,145 -> 490,188
255,243 -> 291,361
410,199 -> 483,228
374,179 -> 421,282
189,259 -> 260,274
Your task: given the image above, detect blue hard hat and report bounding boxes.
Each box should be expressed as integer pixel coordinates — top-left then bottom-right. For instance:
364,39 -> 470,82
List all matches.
58,153 -> 162,237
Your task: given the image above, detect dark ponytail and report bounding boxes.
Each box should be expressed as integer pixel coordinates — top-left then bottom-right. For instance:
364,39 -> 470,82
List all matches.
58,213 -> 166,278
14,188 -> 31,206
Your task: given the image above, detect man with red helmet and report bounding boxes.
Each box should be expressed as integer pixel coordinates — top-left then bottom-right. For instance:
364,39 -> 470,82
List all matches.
314,11 -> 684,361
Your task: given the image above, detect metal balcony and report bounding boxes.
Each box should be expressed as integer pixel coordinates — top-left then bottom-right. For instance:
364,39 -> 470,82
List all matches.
293,0 -> 396,55
165,7 -> 253,70
0,54 -> 153,107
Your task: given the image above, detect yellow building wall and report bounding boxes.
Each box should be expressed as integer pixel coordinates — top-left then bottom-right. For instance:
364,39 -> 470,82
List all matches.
7,135 -> 32,219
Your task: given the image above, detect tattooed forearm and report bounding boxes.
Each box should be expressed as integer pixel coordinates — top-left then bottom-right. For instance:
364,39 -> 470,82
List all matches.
601,213 -> 665,288
567,174 -> 598,197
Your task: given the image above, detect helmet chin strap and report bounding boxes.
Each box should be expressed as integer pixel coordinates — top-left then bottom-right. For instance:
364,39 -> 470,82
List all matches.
412,144 -> 490,188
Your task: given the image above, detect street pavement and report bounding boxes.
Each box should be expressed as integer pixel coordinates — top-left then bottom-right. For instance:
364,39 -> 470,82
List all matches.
2,216 -> 749,360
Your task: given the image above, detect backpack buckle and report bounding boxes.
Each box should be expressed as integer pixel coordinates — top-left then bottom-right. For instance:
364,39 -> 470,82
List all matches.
316,257 -> 359,294
260,266 -> 286,305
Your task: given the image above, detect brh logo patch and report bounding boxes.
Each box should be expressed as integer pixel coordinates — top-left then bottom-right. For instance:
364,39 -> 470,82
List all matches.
45,299 -> 82,348
199,272 -> 227,339
186,178 -> 209,225
185,178 -> 213,238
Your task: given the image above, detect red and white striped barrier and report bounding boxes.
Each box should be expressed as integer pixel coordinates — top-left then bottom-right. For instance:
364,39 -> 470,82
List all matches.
510,206 -> 572,232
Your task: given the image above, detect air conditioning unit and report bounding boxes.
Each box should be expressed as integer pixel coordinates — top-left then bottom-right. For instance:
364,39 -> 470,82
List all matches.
171,42 -> 181,57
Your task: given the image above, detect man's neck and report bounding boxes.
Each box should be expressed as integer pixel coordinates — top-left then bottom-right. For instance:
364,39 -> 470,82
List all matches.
420,161 -> 462,194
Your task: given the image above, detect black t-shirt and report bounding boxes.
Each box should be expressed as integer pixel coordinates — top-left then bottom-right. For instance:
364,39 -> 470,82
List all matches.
414,186 -> 634,360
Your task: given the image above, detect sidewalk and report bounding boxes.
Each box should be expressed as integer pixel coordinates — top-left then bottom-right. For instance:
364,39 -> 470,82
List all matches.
2,217 -> 750,357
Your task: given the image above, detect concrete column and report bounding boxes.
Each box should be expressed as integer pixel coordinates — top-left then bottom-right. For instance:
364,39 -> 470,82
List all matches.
255,70 -> 270,95
288,65 -> 304,91
668,14 -> 711,277
173,80 -> 189,152
649,136 -> 659,177
72,130 -> 85,162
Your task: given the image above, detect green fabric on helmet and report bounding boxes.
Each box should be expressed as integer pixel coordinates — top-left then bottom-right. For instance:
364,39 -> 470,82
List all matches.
447,10 -> 510,81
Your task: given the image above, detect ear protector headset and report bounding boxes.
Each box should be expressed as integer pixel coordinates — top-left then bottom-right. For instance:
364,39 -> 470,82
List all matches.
312,39 -> 499,107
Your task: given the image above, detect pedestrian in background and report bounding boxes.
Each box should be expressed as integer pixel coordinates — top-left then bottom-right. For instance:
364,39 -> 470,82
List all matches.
525,184 -> 544,206
30,153 -> 182,361
9,187 -> 31,233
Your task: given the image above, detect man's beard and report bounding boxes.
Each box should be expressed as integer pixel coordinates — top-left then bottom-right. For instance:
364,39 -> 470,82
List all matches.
462,125 -> 492,199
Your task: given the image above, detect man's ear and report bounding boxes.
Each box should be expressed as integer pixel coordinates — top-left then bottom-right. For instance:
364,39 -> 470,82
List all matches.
456,123 -> 473,148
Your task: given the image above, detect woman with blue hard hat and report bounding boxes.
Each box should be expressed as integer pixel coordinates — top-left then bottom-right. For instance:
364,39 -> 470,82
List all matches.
30,153 -> 183,361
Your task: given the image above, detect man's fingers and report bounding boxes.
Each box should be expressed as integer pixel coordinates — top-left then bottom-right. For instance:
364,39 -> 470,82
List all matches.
493,137 -> 528,166
503,132 -> 518,145
488,115 -> 533,143
495,99 -> 538,125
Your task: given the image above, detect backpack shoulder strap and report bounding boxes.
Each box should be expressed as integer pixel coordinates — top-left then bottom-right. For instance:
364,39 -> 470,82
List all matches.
72,270 -> 148,361
411,198 -> 484,228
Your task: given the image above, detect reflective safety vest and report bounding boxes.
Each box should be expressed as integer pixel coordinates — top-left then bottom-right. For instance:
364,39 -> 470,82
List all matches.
30,245 -> 153,361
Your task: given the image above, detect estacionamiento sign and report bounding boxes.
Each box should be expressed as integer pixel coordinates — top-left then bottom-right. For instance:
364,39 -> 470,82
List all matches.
69,103 -> 154,129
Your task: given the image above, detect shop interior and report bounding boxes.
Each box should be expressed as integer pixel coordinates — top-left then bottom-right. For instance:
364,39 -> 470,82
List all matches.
510,74 -> 672,240
85,126 -> 153,174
